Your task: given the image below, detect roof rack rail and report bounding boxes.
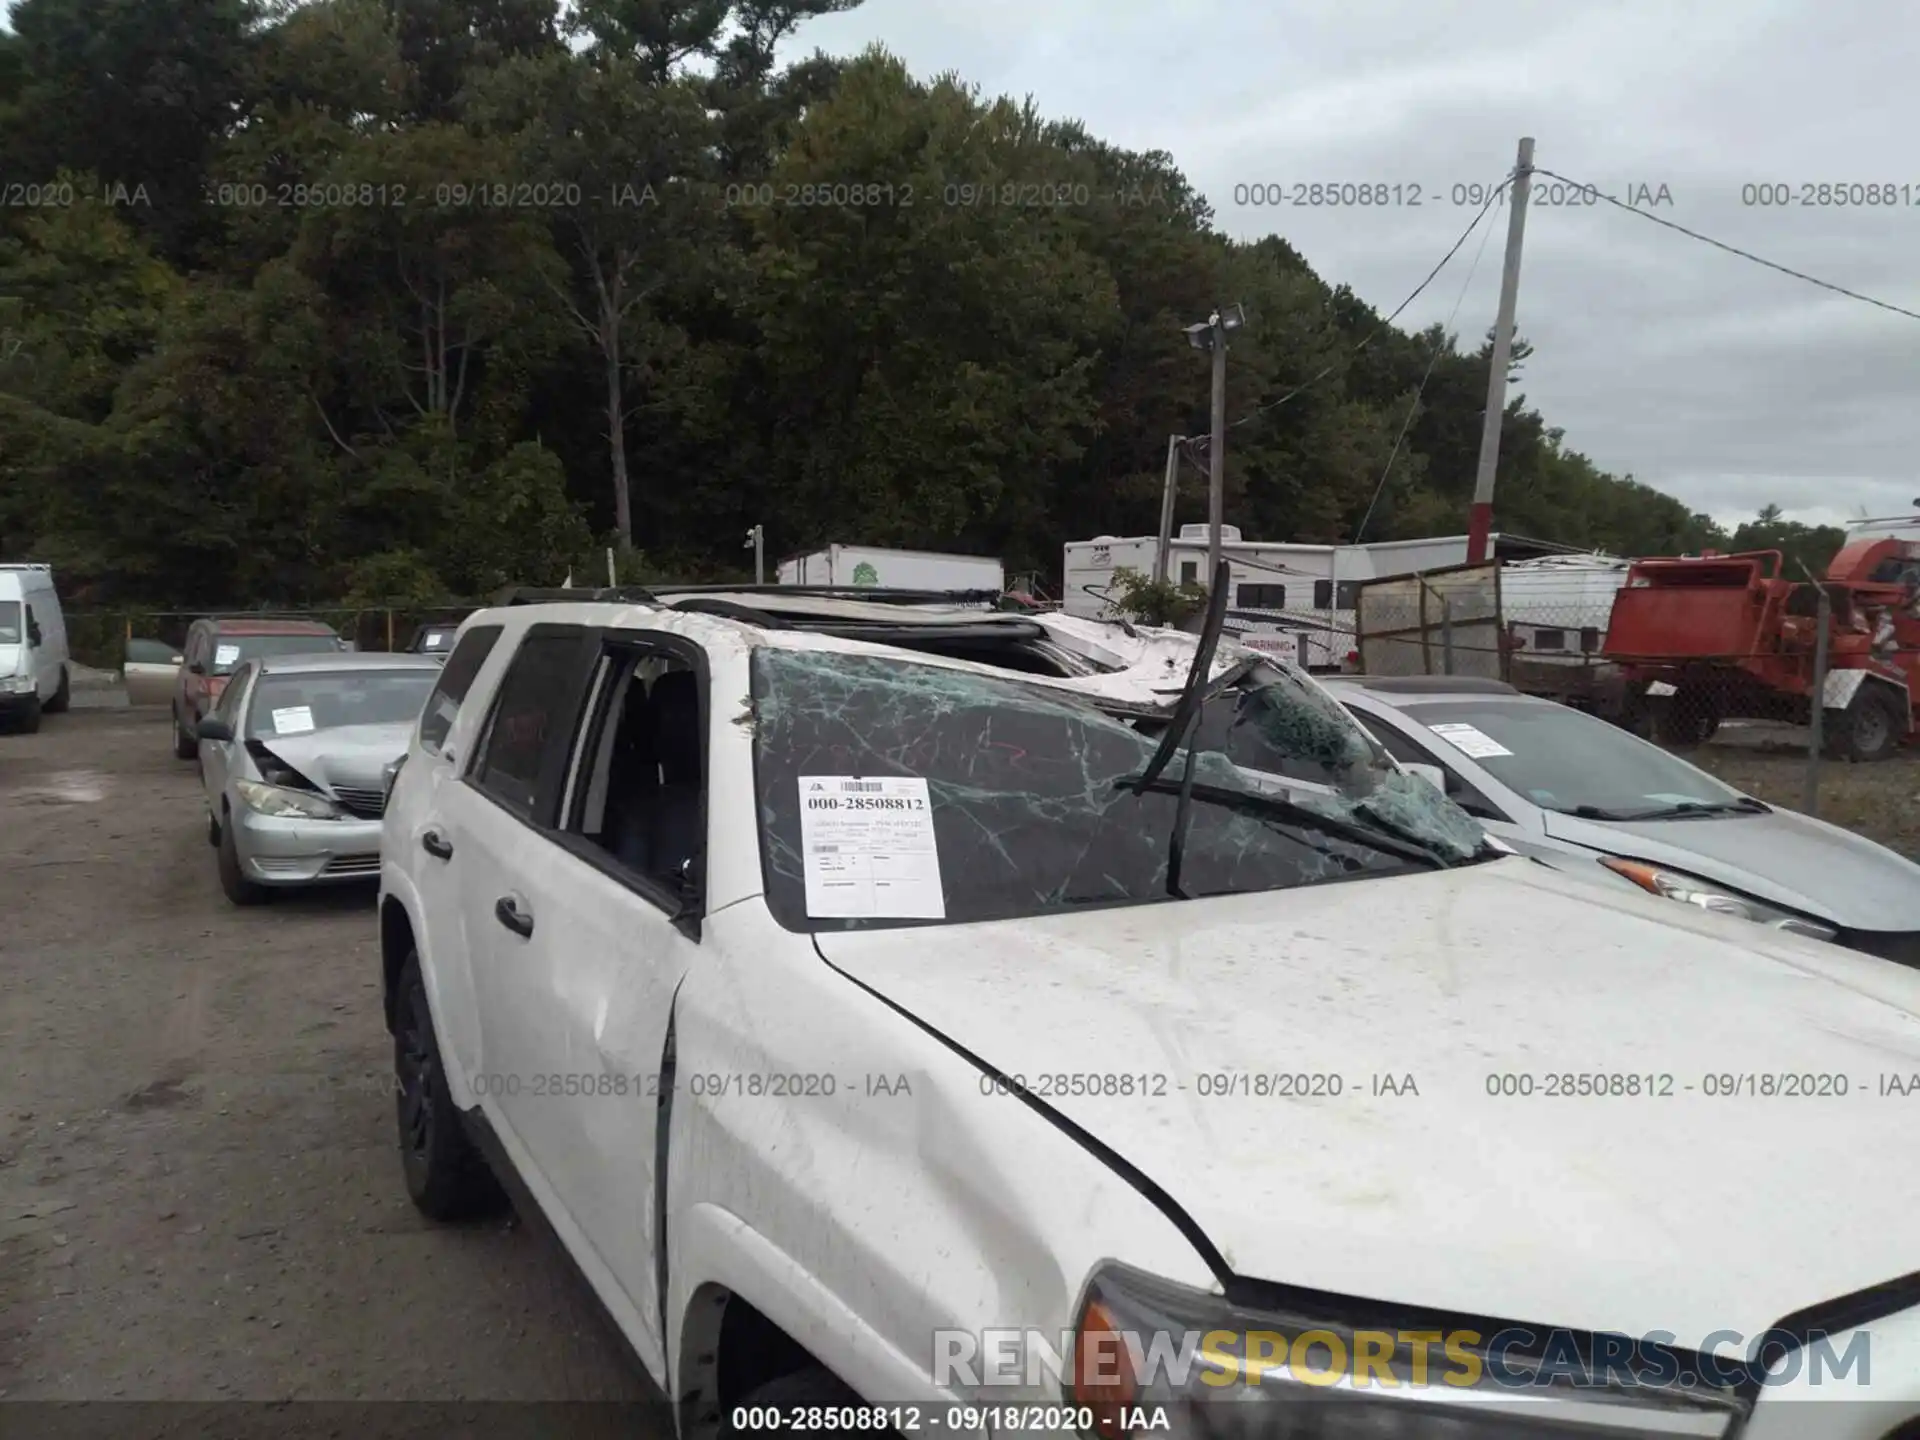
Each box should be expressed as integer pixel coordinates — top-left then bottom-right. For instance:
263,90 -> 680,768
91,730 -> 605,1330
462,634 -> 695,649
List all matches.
648,584 -> 1001,607
491,585 -> 658,607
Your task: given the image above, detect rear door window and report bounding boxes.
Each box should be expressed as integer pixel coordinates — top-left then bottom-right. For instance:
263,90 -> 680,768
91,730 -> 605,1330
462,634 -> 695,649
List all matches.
469,627 -> 594,821
419,625 -> 503,756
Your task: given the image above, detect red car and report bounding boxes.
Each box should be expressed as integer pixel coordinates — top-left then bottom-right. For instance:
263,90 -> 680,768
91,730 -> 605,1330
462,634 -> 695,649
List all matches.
172,617 -> 347,758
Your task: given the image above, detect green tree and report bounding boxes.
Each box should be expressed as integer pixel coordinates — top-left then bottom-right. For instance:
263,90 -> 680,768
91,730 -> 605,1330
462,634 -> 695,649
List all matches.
466,52 -> 715,545
2,0 -> 265,262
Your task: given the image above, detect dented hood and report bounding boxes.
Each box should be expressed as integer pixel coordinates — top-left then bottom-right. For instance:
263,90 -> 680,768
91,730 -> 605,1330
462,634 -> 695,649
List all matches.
254,722 -> 413,794
812,858 -> 1920,1343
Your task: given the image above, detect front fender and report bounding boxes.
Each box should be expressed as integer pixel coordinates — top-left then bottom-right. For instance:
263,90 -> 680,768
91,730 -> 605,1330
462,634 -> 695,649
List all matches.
664,905 -> 1216,1415
379,861 -> 479,1111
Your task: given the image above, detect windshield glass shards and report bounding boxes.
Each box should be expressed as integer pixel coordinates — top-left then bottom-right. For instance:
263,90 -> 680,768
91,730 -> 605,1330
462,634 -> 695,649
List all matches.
749,648 -> 1487,933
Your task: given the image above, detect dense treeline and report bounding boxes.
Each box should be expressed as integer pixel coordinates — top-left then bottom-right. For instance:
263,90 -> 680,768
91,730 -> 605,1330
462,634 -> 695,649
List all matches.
0,0 -> 1841,607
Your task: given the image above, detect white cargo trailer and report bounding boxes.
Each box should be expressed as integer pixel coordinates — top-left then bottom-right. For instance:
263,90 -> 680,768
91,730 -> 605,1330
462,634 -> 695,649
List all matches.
777,545 -> 1004,592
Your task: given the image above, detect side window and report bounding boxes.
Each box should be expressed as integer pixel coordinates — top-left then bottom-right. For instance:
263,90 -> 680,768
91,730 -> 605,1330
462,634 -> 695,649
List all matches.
470,627 -> 590,818
1313,580 -> 1332,609
418,625 -> 503,756
559,642 -> 706,903
1179,560 -> 1198,585
1365,717 -> 1507,822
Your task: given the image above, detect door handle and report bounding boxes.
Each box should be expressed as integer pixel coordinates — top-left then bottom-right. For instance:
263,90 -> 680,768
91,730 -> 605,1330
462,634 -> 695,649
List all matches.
494,896 -> 534,938
420,830 -> 454,860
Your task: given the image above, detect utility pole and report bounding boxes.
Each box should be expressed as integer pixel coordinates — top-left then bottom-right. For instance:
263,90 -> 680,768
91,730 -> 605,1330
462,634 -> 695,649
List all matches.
1209,333 -> 1227,583
1184,305 -> 1247,593
745,524 -> 764,584
1466,136 -> 1535,567
1153,435 -> 1181,585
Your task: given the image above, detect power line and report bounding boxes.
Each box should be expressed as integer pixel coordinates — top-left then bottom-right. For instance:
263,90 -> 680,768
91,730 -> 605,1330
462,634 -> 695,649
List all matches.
1352,187 -> 1501,543
1195,170 -> 1514,446
1534,166 -> 1920,324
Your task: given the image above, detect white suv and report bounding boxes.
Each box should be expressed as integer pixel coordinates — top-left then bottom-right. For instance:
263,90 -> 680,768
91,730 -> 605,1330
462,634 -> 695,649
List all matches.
379,589 -> 1920,1439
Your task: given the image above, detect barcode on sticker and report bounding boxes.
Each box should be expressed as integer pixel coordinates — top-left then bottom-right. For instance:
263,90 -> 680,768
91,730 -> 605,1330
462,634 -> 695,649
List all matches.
843,781 -> 883,792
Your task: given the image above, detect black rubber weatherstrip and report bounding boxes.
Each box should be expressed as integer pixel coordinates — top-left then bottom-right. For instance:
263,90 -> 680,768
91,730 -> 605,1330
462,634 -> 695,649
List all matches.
808,935 -> 1236,1288
1765,1268 -> 1920,1357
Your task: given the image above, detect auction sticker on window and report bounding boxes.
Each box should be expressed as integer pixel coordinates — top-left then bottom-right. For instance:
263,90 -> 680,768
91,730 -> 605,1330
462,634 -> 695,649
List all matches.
271,706 -> 315,734
214,644 -> 241,666
798,777 -> 945,919
1427,722 -> 1511,759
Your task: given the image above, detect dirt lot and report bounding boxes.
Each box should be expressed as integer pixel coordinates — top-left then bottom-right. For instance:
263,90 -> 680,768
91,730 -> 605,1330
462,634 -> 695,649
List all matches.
0,707 -> 657,1427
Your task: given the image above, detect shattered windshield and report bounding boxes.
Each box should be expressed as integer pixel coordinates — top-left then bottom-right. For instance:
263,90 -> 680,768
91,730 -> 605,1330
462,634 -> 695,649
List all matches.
750,648 -> 1486,933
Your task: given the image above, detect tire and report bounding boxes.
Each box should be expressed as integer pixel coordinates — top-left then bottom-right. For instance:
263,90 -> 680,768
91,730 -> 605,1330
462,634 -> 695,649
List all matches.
42,666 -> 70,714
207,809 -> 221,847
393,952 -> 505,1221
724,1367 -> 870,1440
216,811 -> 268,906
1825,683 -> 1905,763
1652,689 -> 1718,747
173,707 -> 198,760
8,696 -> 43,734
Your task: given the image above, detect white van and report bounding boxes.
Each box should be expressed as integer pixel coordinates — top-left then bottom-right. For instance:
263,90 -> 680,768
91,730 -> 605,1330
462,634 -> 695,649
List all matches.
0,564 -> 72,732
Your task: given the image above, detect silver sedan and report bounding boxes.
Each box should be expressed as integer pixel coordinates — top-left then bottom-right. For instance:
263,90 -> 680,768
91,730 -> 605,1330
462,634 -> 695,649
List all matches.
195,652 -> 442,905
1327,674 -> 1920,965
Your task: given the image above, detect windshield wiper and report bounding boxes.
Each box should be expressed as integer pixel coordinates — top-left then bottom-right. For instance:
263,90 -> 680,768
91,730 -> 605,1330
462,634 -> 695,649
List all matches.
1118,774 -> 1452,871
1565,797 -> 1768,822
1120,560 -> 1234,898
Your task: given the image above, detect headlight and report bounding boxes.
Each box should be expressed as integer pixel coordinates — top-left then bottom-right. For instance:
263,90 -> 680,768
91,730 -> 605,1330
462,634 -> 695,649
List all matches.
383,754 -> 407,804
6,675 -> 35,693
1065,1266 -> 1744,1439
235,778 -> 342,820
1598,858 -> 1836,942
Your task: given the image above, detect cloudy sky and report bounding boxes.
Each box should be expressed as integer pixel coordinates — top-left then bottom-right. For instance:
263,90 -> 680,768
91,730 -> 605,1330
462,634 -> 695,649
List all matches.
794,0 -> 1919,531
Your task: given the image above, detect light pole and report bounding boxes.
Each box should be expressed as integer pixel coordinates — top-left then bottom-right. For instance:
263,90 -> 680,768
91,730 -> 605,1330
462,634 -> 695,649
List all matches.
744,524 -> 764,584
1184,304 -> 1246,590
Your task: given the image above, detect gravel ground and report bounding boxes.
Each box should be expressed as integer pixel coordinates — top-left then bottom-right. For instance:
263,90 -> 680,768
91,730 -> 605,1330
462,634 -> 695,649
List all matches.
0,707 -> 656,1430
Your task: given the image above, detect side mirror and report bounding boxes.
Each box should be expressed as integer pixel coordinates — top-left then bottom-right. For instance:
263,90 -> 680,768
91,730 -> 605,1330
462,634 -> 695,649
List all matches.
187,661 -> 206,675
196,717 -> 234,743
1402,762 -> 1447,793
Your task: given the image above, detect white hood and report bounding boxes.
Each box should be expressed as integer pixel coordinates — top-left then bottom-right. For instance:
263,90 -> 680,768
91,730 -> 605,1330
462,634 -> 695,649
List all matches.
0,643 -> 25,677
813,858 -> 1920,1344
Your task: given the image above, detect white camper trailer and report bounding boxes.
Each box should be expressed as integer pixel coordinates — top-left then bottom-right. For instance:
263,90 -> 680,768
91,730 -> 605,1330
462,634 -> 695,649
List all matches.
1499,554 -> 1631,663
1062,525 -> 1577,670
777,545 -> 1004,592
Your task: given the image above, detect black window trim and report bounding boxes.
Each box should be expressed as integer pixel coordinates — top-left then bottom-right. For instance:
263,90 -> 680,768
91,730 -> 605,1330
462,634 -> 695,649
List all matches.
219,662 -> 255,725
542,627 -> 713,937
464,622 -> 600,826
420,622 -> 506,758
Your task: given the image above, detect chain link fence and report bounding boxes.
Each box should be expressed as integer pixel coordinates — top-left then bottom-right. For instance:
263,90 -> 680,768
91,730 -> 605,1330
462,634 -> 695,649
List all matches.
1343,566 -> 1920,853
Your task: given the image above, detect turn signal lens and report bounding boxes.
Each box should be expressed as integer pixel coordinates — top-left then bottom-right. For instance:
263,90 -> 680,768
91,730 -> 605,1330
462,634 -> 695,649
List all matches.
1071,1296 -> 1138,1438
